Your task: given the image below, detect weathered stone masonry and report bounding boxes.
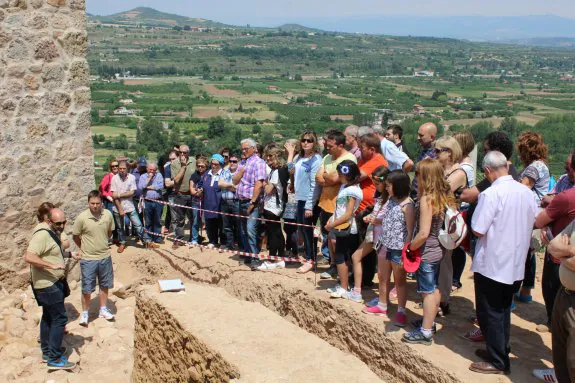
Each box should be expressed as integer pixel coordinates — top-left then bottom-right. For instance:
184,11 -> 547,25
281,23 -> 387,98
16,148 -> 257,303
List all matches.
0,0 -> 93,287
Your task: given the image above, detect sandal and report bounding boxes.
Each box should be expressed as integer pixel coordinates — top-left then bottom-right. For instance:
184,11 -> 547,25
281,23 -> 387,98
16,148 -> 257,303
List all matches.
402,329 -> 432,345
297,262 -> 313,274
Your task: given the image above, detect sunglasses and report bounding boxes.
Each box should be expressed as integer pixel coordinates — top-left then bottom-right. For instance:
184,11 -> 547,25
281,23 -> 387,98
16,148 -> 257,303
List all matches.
371,176 -> 386,182
181,151 -> 190,155
300,138 -> 314,144
197,165 -> 207,168
229,160 -> 238,163
111,164 -> 119,168
434,148 -> 450,154
52,220 -> 67,226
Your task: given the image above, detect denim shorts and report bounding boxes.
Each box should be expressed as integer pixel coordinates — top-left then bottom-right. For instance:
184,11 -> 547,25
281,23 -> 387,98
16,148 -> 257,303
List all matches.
416,260 -> 441,294
386,249 -> 402,265
80,256 -> 114,294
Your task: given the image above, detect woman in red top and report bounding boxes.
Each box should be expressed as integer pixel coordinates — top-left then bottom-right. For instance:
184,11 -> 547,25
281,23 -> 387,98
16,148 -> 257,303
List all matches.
99,160 -> 120,244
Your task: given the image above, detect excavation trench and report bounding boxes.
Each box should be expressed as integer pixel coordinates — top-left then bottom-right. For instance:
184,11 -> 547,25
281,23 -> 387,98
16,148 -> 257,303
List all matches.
131,248 -> 461,383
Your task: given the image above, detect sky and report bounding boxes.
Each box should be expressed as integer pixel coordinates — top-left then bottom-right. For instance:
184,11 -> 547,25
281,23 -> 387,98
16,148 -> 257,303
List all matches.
87,0 -> 575,25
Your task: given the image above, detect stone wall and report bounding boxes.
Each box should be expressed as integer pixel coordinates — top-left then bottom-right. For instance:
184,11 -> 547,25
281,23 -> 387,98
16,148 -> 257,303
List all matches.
0,0 -> 93,286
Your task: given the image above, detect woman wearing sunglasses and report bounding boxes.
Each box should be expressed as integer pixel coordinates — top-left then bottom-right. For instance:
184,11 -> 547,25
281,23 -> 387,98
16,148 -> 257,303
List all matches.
285,131 -> 322,273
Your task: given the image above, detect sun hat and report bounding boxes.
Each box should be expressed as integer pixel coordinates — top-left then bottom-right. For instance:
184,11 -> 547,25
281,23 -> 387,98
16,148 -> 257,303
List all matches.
402,242 -> 422,273
211,153 -> 225,165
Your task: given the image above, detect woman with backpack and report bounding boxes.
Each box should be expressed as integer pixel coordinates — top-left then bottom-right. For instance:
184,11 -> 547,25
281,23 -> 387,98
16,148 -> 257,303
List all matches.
434,136 -> 467,315
257,147 -> 289,271
403,159 -> 457,345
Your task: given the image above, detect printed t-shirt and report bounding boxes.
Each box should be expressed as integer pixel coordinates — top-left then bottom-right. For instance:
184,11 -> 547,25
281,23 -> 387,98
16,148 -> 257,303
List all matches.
358,153 -> 388,211
333,185 -> 363,234
318,152 -> 357,214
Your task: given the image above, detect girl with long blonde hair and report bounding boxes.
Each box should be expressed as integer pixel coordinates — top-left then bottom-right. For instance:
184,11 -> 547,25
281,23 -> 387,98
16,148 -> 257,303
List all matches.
403,159 -> 456,346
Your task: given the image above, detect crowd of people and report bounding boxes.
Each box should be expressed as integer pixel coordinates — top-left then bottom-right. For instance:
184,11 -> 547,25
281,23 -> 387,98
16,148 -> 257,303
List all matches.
23,122 -> 575,382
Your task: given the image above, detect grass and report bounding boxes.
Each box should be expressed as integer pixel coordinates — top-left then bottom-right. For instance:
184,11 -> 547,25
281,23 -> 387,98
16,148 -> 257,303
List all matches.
92,125 -> 138,139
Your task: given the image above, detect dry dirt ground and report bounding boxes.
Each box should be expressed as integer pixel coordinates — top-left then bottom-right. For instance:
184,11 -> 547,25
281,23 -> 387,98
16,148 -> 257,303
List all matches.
0,241 -> 551,382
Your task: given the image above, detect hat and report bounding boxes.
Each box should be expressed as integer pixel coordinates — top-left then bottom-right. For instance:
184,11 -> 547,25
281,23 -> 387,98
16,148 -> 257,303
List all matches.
211,153 -> 225,165
402,242 -> 421,273
138,156 -> 147,167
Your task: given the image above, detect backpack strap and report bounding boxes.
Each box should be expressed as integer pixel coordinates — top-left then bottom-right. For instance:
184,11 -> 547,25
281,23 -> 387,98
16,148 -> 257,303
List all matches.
30,229 -> 67,289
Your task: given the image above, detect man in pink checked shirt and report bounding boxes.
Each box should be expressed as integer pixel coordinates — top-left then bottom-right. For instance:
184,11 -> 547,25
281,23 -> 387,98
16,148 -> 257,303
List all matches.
233,138 -> 267,269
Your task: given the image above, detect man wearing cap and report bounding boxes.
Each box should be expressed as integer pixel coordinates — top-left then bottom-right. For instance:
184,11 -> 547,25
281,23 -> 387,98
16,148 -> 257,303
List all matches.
170,144 -> 197,249
138,162 -> 165,244
469,151 -> 537,375
547,220 -> 575,383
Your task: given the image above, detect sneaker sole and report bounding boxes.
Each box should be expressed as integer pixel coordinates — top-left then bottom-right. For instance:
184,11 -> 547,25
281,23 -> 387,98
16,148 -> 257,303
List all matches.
99,316 -> 115,321
79,321 -> 88,327
362,310 -> 388,316
402,338 -> 432,346
47,364 -> 76,371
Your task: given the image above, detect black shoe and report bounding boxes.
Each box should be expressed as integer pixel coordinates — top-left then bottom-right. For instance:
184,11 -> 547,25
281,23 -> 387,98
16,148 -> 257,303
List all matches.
411,319 -> 437,334
438,302 -> 451,316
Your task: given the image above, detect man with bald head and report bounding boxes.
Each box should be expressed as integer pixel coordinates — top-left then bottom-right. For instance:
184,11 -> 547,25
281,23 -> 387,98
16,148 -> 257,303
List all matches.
170,144 -> 197,249
138,162 -> 165,243
344,125 -> 361,161
411,122 -> 439,198
24,208 -> 76,370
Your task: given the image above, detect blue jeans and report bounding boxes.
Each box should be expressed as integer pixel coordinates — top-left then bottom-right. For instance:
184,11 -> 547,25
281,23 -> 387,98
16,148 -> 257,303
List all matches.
172,194 -> 193,240
113,210 -> 150,244
239,200 -> 260,262
296,201 -> 318,262
103,200 -> 119,242
190,199 -> 201,243
35,280 -> 68,362
144,201 -> 164,243
221,199 -> 240,249
416,260 -> 441,294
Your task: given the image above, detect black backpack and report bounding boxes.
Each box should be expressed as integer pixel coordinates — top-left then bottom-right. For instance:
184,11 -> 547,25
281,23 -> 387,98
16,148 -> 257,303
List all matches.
271,166 -> 290,214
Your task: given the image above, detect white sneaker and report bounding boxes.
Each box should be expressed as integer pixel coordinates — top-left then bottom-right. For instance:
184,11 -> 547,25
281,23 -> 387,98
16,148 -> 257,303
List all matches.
275,261 -> 286,269
206,243 -> 215,249
326,283 -> 341,294
256,261 -> 277,271
330,285 -> 348,298
99,307 -> 115,321
79,311 -> 89,327
533,369 -> 557,383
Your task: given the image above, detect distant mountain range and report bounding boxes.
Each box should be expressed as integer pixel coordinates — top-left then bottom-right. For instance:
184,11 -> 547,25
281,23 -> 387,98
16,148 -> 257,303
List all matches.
88,8 -> 575,45
89,7 -> 232,28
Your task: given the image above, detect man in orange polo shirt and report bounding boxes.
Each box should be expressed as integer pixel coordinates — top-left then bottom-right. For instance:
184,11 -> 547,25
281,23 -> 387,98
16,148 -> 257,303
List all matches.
357,134 -> 388,212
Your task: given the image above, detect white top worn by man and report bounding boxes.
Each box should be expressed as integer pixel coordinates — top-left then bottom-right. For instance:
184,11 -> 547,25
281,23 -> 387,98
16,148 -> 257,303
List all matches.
469,151 -> 537,375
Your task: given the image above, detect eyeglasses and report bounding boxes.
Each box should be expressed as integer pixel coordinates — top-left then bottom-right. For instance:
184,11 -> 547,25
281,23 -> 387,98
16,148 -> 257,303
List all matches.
229,160 -> 238,163
223,154 -> 229,158
434,148 -> 450,154
181,151 -> 189,155
300,138 -> 314,144
197,165 -> 207,168
111,164 -> 119,168
52,220 -> 67,226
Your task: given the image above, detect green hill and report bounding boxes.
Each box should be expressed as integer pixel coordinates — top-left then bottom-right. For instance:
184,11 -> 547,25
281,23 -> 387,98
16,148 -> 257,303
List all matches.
90,7 -> 232,28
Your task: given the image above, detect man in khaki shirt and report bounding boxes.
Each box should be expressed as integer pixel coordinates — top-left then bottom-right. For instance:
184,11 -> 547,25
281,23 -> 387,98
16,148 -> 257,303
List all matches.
72,191 -> 115,327
24,208 -> 76,370
170,144 -> 196,248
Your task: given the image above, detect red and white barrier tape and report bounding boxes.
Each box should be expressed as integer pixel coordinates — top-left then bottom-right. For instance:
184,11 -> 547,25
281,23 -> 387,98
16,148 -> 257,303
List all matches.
144,229 -> 314,264
144,197 -> 319,230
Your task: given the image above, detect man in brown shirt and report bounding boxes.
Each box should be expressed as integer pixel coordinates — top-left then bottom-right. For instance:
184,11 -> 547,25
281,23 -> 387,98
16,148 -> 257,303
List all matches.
170,144 -> 196,249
